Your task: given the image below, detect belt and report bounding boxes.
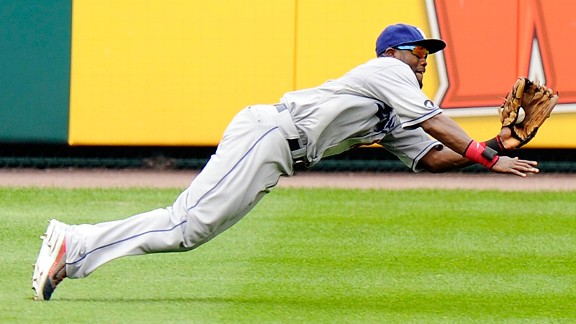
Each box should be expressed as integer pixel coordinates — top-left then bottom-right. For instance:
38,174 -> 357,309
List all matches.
273,103 -> 308,166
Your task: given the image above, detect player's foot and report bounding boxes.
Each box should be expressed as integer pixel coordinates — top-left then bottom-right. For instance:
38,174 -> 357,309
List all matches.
32,219 -> 68,301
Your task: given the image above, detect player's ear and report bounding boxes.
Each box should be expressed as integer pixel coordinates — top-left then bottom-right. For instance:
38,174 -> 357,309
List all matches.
382,47 -> 396,57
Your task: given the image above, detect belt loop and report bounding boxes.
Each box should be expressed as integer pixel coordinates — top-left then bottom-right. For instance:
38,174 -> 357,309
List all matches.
274,103 -> 287,113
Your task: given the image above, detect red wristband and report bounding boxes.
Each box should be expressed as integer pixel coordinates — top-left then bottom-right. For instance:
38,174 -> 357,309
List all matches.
464,140 -> 500,169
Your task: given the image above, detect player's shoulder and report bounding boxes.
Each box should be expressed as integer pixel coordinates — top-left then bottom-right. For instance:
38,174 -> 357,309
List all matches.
355,57 -> 414,81
357,57 -> 412,74
339,57 -> 416,88
365,56 -> 407,66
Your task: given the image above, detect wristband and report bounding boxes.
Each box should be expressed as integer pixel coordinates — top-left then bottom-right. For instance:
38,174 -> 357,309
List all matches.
483,136 -> 505,153
464,140 -> 500,169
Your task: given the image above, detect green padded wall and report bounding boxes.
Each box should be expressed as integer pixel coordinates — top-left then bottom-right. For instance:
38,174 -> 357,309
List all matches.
0,0 -> 71,143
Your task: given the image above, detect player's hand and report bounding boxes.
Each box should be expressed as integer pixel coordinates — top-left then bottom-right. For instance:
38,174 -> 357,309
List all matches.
497,127 -> 522,150
491,156 -> 539,177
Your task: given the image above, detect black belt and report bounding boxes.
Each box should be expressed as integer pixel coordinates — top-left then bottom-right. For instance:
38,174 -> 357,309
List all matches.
274,104 -> 302,152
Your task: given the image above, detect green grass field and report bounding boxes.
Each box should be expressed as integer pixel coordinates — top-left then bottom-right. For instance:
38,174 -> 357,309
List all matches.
1,186 -> 575,323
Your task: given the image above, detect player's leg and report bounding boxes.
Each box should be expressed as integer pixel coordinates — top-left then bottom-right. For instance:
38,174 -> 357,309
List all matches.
63,105 -> 294,278
174,117 -> 293,250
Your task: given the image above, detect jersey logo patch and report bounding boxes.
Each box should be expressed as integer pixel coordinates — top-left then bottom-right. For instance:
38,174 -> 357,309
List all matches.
424,100 -> 436,110
375,102 -> 396,133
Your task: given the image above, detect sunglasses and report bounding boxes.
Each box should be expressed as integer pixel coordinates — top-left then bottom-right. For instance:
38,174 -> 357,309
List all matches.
395,45 -> 429,59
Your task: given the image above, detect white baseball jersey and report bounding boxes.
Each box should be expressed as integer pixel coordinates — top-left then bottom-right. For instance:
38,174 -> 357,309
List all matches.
282,56 -> 442,169
63,56 -> 445,279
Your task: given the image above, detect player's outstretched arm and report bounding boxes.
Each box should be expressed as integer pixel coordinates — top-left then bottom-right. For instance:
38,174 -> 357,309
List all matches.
417,146 -> 538,177
419,113 -> 473,155
417,113 -> 539,177
417,146 -> 472,172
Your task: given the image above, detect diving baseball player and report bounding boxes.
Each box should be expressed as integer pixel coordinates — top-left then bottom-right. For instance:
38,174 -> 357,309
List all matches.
33,23 -> 547,301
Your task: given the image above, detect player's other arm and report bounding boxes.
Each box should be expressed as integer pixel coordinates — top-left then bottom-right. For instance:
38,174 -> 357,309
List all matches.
417,113 -> 538,177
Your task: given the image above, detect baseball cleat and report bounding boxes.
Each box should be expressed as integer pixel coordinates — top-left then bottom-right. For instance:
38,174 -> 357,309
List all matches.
32,219 -> 68,301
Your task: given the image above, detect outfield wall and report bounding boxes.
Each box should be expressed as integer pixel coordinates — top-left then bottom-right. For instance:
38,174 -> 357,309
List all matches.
0,0 -> 71,143
1,0 -> 574,148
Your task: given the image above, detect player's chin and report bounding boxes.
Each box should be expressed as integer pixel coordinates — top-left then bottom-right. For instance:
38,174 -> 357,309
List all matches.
415,72 -> 424,88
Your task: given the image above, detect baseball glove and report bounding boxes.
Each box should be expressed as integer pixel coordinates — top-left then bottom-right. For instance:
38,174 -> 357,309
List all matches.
498,78 -> 559,147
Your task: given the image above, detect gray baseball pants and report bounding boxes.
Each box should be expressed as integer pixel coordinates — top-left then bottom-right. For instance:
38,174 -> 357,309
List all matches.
65,104 -> 299,278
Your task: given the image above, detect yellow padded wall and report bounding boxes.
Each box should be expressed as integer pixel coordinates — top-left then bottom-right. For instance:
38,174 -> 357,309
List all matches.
70,0 -> 295,145
69,0 -> 574,148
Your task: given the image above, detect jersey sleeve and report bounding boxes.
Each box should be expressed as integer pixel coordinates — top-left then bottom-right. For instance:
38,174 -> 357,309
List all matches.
362,60 -> 442,129
379,120 -> 442,172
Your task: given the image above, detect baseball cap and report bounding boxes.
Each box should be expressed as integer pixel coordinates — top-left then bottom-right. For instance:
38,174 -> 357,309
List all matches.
375,23 -> 446,56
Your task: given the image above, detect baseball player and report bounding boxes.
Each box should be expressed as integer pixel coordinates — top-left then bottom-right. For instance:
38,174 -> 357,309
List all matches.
32,23 -> 542,301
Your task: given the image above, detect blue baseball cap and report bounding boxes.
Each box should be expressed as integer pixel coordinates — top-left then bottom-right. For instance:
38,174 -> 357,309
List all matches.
375,23 -> 446,56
